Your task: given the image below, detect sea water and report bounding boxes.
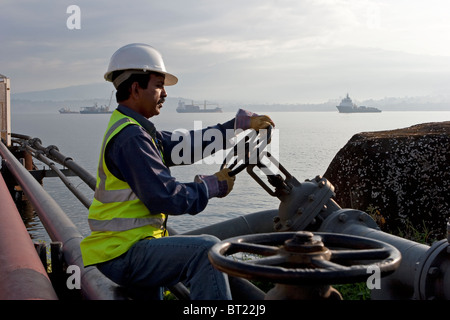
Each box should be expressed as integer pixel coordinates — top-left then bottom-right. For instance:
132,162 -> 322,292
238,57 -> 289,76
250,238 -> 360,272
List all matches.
10,110 -> 450,241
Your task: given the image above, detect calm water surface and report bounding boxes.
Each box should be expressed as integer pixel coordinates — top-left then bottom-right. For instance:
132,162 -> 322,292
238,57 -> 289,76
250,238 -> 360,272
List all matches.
10,110 -> 450,240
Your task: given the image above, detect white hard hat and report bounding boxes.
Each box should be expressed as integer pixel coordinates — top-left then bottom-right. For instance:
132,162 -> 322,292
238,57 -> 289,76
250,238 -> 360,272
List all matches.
104,43 -> 178,88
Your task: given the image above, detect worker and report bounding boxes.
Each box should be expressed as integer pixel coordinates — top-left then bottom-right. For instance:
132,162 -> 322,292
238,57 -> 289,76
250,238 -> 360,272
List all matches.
80,43 -> 274,300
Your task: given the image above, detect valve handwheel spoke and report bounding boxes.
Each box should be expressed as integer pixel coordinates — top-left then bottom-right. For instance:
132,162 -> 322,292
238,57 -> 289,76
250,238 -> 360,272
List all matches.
310,257 -> 349,271
226,241 -> 279,256
330,248 -> 393,261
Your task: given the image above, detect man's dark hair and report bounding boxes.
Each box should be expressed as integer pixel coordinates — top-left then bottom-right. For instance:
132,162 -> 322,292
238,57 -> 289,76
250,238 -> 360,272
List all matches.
112,71 -> 153,102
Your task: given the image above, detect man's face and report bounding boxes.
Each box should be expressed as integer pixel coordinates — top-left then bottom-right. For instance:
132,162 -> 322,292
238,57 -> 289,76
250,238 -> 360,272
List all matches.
137,73 -> 167,118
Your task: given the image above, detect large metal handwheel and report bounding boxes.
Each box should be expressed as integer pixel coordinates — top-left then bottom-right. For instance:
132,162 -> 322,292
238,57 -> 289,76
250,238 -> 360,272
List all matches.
208,231 -> 401,285
221,126 -> 272,177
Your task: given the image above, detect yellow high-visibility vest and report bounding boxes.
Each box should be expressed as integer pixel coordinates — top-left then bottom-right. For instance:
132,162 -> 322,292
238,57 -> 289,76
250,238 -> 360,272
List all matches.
80,110 -> 167,266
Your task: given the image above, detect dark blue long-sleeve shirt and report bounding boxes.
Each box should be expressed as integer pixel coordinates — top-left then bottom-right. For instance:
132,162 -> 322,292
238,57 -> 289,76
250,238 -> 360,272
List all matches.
104,105 -> 235,216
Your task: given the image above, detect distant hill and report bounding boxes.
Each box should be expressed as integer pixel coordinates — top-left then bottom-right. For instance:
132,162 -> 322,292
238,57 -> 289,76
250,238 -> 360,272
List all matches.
12,82 -> 114,101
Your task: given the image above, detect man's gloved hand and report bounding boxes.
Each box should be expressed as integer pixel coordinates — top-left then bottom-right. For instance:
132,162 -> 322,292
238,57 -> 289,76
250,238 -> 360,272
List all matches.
195,168 -> 235,198
250,115 -> 275,131
235,109 -> 275,131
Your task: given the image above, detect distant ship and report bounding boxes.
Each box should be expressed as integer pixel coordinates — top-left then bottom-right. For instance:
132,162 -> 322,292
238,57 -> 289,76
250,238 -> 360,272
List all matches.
59,107 -> 79,114
58,91 -> 115,114
80,103 -> 113,114
336,94 -> 381,113
176,100 -> 222,113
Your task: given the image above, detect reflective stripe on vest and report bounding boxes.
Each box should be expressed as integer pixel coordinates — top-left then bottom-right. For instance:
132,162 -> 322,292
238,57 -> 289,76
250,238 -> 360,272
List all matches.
88,216 -> 164,232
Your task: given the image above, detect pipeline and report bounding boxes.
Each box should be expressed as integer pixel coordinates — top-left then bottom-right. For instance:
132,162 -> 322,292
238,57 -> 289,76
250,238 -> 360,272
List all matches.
319,208 -> 450,300
187,170 -> 450,300
25,144 -> 91,208
0,140 -> 127,300
248,172 -> 450,300
27,137 -> 96,190
183,209 -> 279,239
4,133 -> 449,300
10,134 -> 93,207
0,174 -> 58,300
2,138 -> 201,300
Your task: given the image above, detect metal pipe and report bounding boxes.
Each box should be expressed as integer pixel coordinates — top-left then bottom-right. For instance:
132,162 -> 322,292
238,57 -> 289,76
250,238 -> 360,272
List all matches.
182,209 -> 278,300
0,174 -> 58,300
318,209 -> 447,299
29,138 -> 96,190
28,146 -> 91,208
14,137 -> 202,300
0,141 -> 126,300
11,133 -> 32,140
182,209 -> 279,239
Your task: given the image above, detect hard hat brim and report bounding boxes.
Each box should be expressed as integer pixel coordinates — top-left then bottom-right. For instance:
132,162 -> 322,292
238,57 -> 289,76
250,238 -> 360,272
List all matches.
104,69 -> 178,87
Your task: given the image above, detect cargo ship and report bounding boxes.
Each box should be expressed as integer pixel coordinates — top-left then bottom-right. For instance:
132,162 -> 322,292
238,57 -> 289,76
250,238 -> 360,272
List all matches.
336,94 -> 381,113
58,107 -> 79,114
80,103 -> 113,114
176,100 -> 222,113
59,92 -> 115,114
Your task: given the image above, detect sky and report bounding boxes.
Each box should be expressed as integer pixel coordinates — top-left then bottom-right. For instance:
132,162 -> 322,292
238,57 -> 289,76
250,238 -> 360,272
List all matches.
1,0 -> 450,104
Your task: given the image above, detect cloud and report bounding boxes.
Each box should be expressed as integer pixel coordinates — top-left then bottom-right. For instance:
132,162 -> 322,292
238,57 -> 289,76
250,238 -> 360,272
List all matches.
1,0 -> 450,103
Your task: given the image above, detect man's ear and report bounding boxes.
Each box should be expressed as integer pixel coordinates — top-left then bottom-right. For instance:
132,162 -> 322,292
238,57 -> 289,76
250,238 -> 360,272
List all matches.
130,82 -> 140,99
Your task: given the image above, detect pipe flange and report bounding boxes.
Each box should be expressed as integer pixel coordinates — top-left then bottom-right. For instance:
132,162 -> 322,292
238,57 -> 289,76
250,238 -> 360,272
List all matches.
414,237 -> 450,300
318,208 -> 380,234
